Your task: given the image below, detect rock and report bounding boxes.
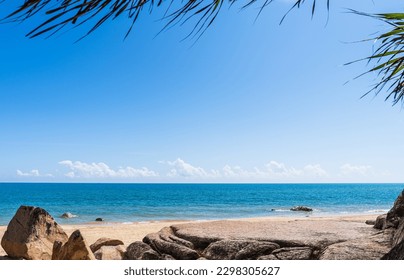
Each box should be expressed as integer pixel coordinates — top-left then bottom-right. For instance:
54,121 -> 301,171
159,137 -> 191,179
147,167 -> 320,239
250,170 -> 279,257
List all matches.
203,240 -> 251,260
125,241 -> 157,260
203,239 -> 279,260
95,218 -> 103,222
142,250 -> 164,260
258,254 -> 279,260
385,190 -> 404,229
1,206 -> 68,260
143,227 -> 199,260
94,245 -> 125,260
52,230 -> 96,260
392,219 -> 404,247
272,247 -> 313,260
290,206 -> 313,212
60,212 -> 76,219
319,230 -> 393,260
365,220 -> 376,225
90,238 -> 124,253
374,214 -> 387,230
381,239 -> 404,260
235,242 -> 280,260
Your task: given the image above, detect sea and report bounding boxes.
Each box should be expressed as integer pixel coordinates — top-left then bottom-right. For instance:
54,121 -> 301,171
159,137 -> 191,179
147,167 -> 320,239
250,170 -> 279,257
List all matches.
0,183 -> 402,226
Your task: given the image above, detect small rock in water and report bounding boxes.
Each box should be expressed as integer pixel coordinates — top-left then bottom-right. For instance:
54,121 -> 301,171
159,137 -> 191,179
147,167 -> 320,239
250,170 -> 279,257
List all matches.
290,206 -> 313,212
61,212 -> 76,219
95,218 -> 103,222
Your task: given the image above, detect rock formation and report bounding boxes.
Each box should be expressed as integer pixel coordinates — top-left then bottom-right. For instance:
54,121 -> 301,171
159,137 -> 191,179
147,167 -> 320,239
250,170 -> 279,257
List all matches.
52,230 -> 95,260
94,245 -> 125,260
1,206 -> 68,260
90,238 -> 124,253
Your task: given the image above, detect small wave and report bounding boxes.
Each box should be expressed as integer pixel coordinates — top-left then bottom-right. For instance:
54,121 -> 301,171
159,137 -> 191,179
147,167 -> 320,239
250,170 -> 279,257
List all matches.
367,209 -> 389,213
122,222 -> 134,225
268,209 -> 290,212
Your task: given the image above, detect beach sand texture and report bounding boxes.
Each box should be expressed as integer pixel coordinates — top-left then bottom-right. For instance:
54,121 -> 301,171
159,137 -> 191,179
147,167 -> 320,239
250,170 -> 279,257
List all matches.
0,214 -> 380,258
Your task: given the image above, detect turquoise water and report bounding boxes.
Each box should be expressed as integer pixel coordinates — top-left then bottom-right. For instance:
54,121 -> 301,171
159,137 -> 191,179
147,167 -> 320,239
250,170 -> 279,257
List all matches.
0,183 -> 402,225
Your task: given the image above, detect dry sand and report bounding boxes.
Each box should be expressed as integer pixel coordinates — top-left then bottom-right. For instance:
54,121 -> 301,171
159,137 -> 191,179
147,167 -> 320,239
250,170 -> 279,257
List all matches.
0,214 -> 379,257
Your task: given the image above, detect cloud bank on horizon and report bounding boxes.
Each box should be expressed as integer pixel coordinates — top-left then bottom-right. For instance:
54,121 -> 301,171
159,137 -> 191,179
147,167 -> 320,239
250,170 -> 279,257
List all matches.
14,158 -> 388,183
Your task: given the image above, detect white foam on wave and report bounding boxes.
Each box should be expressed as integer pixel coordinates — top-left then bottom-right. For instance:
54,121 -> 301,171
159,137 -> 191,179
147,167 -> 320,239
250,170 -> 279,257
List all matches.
367,209 -> 389,213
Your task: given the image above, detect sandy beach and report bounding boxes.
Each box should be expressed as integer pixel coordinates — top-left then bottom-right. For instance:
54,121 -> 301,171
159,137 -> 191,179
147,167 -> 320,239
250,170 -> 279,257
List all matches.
0,214 -> 380,258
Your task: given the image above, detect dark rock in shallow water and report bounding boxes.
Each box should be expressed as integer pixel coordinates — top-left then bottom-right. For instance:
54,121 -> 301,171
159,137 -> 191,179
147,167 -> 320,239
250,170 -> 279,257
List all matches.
95,218 -> 103,222
61,212 -> 76,219
290,206 -> 313,212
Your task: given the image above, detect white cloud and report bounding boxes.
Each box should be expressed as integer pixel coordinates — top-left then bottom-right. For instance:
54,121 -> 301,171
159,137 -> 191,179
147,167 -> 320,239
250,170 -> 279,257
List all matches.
16,169 -> 53,177
303,164 -> 328,177
165,158 -> 219,178
340,164 -> 372,176
59,160 -> 158,178
266,161 -> 303,177
163,159 -> 327,181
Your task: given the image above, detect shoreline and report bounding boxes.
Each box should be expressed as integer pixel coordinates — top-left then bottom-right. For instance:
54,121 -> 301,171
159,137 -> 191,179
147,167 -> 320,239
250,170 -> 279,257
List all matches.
0,213 -> 380,258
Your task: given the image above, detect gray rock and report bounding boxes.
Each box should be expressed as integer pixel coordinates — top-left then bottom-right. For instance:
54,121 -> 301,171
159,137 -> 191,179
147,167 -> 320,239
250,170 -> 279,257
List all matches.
257,254 -> 278,260
272,247 -> 313,260
143,227 -> 199,260
385,190 -> 404,229
319,230 -> 393,260
382,239 -> 404,260
95,218 -> 103,222
365,220 -> 376,225
61,212 -> 76,219
125,241 -> 155,260
374,214 -> 387,230
141,250 -> 163,260
290,206 -> 313,212
1,206 -> 68,260
235,242 -> 280,260
203,239 -> 279,260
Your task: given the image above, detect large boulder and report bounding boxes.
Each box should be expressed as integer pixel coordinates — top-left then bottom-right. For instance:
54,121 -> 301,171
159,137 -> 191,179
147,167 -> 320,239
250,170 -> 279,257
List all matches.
125,241 -> 158,260
52,230 -> 95,260
143,227 -> 199,260
385,190 -> 404,228
319,230 -> 393,260
203,239 -> 280,260
90,238 -> 124,253
382,240 -> 404,260
375,190 -> 404,230
1,206 -> 68,260
94,245 -> 125,260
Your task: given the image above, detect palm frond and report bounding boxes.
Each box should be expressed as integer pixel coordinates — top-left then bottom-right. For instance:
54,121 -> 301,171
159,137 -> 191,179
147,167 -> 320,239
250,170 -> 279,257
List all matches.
0,0 -> 324,38
354,12 -> 404,105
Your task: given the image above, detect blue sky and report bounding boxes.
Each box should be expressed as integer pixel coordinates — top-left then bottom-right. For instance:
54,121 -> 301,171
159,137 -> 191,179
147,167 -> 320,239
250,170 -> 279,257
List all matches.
0,0 -> 403,183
